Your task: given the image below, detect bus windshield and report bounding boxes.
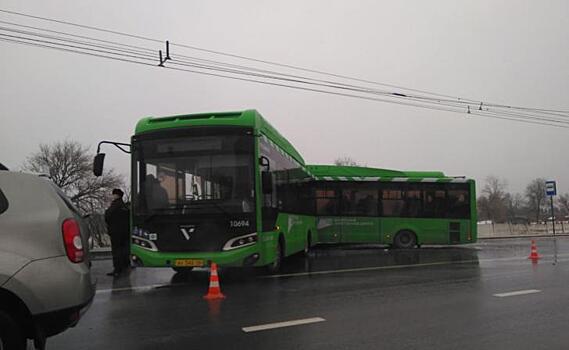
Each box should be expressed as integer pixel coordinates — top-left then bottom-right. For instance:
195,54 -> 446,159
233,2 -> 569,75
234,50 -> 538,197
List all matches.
133,129 -> 255,216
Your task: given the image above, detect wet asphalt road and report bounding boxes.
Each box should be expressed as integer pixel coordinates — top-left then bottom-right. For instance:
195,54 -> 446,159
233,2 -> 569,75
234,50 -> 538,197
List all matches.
51,237 -> 569,350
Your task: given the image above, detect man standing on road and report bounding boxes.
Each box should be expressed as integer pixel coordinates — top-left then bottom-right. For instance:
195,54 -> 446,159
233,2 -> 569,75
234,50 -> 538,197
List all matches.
104,188 -> 130,277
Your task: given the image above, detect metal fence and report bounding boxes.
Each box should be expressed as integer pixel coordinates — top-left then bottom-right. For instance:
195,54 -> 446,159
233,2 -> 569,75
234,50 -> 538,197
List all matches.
478,221 -> 568,238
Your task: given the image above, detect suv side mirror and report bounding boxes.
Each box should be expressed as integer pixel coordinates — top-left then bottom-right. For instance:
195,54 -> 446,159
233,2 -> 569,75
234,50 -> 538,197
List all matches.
93,153 -> 106,177
262,172 -> 273,194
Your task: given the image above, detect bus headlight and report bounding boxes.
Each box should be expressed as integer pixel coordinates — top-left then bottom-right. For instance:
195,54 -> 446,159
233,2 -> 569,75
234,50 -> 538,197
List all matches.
132,237 -> 158,251
223,233 -> 258,251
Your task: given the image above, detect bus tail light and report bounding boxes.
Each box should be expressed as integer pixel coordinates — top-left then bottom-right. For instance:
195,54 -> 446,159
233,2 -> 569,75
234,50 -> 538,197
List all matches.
62,218 -> 84,263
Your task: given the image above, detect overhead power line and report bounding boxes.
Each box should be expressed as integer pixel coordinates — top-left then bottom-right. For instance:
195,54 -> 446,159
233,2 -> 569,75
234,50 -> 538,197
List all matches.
3,7 -> 569,115
0,9 -> 568,130
1,33 -> 567,131
1,28 -> 568,129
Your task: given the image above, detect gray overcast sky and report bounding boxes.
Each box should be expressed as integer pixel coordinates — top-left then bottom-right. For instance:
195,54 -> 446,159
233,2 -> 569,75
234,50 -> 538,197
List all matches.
1,0 -> 568,195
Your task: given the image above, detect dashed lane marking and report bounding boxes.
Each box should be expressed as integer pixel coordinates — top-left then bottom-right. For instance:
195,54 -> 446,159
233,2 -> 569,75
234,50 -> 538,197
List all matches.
242,317 -> 326,333
493,289 -> 542,298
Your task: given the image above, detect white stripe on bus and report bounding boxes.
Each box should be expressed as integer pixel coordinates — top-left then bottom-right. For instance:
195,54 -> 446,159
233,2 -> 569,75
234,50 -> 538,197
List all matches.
391,177 -> 408,182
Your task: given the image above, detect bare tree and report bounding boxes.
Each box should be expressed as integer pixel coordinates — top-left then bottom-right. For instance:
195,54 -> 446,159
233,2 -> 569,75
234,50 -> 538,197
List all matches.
558,193 -> 569,218
503,192 -> 528,223
334,156 -> 359,166
478,176 -> 508,222
476,196 -> 491,221
23,140 -> 124,247
525,178 -> 547,223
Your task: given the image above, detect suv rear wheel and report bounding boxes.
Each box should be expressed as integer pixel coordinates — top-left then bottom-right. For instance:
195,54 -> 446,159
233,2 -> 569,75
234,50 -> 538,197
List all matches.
0,310 -> 26,350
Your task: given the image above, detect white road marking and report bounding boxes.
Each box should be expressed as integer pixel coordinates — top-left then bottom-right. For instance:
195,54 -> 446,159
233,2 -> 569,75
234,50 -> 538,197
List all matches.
493,289 -> 542,298
242,317 -> 325,333
96,283 -> 171,294
262,254 -> 569,279
262,260 -> 479,278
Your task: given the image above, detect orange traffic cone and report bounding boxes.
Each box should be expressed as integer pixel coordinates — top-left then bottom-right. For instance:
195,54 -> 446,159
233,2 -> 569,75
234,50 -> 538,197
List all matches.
528,240 -> 541,261
203,262 -> 226,300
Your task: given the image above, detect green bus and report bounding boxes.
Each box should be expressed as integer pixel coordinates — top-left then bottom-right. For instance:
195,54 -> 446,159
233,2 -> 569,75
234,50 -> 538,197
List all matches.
307,165 -> 477,248
96,110 -> 317,272
93,109 -> 476,272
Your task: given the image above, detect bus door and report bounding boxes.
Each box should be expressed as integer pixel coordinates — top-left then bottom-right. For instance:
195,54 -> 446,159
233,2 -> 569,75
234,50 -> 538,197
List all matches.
421,186 -> 449,244
339,184 -> 381,243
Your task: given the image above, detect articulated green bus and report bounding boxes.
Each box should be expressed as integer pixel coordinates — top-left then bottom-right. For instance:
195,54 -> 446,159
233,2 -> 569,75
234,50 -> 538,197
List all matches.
94,109 -> 476,272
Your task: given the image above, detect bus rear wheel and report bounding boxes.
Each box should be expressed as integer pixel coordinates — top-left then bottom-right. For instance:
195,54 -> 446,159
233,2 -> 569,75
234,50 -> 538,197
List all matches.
393,230 -> 417,249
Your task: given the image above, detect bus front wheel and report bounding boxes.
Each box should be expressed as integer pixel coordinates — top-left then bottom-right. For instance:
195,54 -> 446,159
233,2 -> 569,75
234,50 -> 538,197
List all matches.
266,238 -> 283,274
303,231 -> 312,256
393,230 -> 417,249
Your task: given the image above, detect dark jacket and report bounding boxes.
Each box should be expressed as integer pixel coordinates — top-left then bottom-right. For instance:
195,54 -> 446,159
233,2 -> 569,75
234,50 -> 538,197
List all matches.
104,198 -> 130,240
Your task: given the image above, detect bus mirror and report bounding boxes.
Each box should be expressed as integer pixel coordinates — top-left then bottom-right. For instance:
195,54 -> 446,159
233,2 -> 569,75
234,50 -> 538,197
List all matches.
93,153 -> 106,177
259,156 -> 270,171
262,172 -> 273,194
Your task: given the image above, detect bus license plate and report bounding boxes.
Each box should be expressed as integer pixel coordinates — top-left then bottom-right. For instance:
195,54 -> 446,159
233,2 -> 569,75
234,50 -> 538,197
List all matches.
174,259 -> 205,267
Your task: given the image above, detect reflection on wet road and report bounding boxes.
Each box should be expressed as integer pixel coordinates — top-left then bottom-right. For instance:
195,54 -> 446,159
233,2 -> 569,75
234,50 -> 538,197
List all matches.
52,237 -> 569,350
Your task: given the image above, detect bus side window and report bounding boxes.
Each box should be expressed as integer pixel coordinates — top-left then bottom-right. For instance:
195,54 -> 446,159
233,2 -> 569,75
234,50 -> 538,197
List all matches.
340,189 -> 356,215
297,182 -> 315,215
423,189 -> 446,218
403,189 -> 422,217
380,189 -> 404,217
340,186 -> 378,217
316,188 -> 338,216
355,190 -> 378,216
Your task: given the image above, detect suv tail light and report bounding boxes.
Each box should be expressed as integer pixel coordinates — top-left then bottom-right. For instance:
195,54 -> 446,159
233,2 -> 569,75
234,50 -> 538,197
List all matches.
62,218 -> 84,263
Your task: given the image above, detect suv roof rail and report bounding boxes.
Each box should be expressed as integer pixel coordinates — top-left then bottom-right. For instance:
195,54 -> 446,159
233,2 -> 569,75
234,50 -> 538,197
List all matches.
0,162 -> 8,171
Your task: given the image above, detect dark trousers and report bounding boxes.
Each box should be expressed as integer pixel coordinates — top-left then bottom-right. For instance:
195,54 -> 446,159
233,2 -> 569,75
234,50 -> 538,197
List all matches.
111,236 -> 130,272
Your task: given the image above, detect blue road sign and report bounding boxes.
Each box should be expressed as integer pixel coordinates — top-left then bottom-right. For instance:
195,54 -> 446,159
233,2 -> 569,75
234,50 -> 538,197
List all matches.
545,181 -> 557,196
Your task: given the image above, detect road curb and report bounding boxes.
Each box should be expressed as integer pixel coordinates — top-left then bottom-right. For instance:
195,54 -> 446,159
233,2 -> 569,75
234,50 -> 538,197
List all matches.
479,234 -> 569,240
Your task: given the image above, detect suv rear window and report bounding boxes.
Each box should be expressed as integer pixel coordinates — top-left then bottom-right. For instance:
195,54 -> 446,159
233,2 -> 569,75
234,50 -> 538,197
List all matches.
0,188 -> 8,215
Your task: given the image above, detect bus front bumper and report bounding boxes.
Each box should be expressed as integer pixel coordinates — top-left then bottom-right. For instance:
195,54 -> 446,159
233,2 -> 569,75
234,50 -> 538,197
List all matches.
131,243 -> 262,268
